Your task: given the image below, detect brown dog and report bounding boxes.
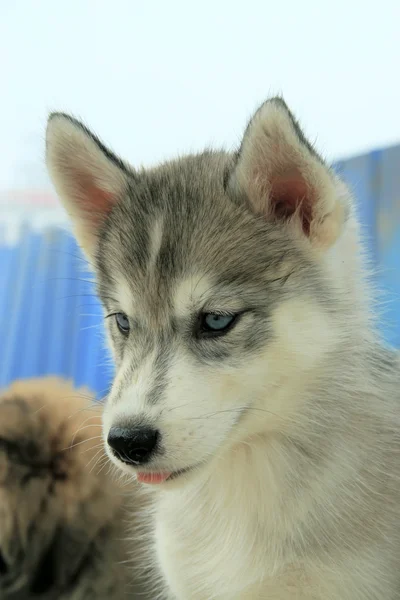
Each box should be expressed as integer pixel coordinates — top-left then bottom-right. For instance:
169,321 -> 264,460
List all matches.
0,378 -> 150,599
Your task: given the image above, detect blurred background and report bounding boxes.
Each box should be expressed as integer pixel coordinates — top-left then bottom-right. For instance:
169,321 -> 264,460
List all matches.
1,0 -> 399,398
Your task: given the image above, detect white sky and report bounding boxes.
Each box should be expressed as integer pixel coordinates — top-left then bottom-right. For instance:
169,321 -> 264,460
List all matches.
1,0 -> 399,191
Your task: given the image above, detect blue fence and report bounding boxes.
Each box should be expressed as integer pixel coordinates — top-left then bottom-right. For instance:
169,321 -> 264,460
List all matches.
0,223 -> 113,397
1,146 -> 400,396
336,145 -> 400,347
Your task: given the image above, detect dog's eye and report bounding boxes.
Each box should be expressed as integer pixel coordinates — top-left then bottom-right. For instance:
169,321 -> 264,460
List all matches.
204,314 -> 234,330
197,313 -> 238,338
115,312 -> 130,335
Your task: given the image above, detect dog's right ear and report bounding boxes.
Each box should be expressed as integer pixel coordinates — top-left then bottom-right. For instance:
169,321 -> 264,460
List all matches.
46,114 -> 132,262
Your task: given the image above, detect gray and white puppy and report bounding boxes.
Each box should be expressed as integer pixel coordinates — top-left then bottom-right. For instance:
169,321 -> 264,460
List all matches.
46,97 -> 400,599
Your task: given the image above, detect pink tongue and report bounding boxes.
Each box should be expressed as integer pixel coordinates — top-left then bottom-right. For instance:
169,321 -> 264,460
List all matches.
137,472 -> 171,484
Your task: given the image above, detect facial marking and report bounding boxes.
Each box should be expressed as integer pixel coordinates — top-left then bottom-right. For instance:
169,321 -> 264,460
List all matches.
148,218 -> 164,271
270,296 -> 337,368
173,275 -> 214,319
109,348 -> 159,412
115,278 -> 135,315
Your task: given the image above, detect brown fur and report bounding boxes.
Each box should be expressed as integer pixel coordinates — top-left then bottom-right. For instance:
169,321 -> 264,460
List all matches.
0,377 -> 148,599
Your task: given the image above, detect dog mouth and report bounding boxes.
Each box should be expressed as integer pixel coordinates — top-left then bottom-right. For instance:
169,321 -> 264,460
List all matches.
136,464 -> 196,485
109,450 -> 197,484
109,406 -> 250,485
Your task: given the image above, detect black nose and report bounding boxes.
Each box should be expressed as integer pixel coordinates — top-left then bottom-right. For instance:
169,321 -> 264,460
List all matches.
107,426 -> 159,465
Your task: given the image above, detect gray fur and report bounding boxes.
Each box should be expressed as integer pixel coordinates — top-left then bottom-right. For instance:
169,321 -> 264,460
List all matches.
98,151 -> 321,371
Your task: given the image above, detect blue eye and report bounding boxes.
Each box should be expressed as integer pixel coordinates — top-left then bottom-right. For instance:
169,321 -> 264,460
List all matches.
115,312 -> 130,335
198,313 -> 238,337
204,314 -> 234,330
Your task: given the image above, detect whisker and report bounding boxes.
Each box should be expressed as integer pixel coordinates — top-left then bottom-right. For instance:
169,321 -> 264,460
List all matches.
79,442 -> 105,456
62,434 -> 102,451
85,447 -> 105,471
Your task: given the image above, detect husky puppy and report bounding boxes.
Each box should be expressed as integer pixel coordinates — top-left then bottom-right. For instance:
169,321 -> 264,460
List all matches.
0,378 -> 148,599
46,98 -> 400,599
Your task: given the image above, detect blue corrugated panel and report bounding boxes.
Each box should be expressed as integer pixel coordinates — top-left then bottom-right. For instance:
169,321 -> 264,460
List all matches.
0,145 -> 399,395
335,152 -> 379,265
0,222 -> 114,398
376,146 -> 400,347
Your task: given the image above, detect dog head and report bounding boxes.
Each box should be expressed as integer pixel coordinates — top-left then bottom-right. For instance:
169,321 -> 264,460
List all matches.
46,98 -> 363,486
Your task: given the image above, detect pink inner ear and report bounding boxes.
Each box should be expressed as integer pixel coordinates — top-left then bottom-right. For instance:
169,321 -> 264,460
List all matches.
78,176 -> 115,226
270,170 -> 312,235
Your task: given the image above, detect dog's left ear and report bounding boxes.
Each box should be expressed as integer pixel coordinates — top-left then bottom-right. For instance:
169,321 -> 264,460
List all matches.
229,97 -> 348,249
46,114 -> 132,262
